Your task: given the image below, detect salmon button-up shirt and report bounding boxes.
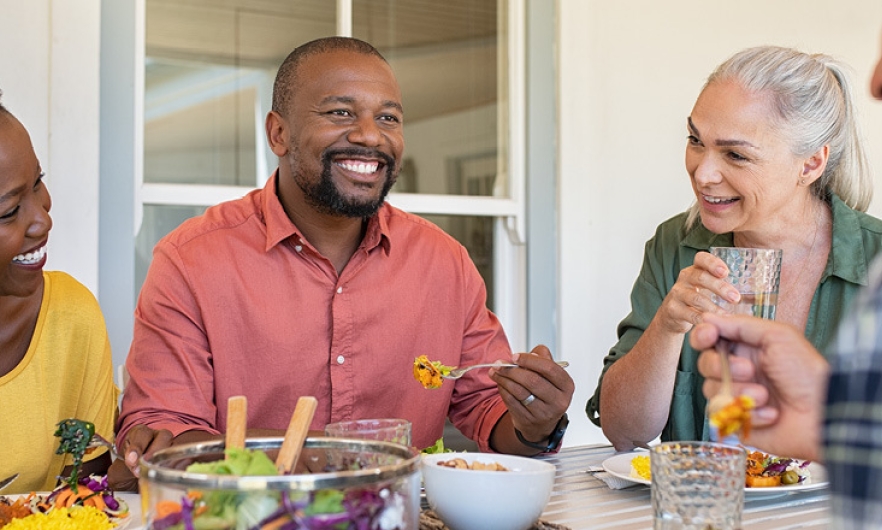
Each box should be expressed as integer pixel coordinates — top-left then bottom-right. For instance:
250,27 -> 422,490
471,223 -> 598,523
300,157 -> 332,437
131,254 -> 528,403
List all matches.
118,173 -> 511,452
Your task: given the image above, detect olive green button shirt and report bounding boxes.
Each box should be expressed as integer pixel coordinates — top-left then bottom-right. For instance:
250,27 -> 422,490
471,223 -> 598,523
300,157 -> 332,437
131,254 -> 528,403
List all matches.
586,193 -> 882,442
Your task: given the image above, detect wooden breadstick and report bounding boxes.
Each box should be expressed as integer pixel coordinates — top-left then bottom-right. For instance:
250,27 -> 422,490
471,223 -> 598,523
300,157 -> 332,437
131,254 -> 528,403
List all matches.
275,396 -> 318,474
225,395 -> 248,452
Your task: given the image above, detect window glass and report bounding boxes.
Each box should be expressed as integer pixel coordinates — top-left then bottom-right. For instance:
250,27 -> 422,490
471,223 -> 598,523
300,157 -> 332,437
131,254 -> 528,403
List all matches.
422,214 -> 496,310
140,0 -> 508,301
353,0 -> 503,197
136,204 -> 208,289
144,0 -> 335,185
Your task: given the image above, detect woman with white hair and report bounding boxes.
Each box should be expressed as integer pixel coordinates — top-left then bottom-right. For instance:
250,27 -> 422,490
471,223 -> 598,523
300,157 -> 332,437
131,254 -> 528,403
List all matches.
587,45 -> 882,451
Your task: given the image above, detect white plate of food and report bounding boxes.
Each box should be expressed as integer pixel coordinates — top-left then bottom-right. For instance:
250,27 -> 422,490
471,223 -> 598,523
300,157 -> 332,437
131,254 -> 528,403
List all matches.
0,490 -> 139,528
601,451 -> 829,496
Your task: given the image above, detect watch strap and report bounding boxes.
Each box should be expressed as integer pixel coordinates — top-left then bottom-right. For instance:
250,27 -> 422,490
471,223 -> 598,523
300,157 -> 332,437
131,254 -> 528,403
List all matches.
515,413 -> 569,452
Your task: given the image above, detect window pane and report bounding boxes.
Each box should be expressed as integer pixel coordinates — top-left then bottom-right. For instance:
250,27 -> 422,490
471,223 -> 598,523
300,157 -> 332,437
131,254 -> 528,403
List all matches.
136,204 -> 207,290
353,0 -> 505,197
421,214 -> 496,311
144,0 -> 335,186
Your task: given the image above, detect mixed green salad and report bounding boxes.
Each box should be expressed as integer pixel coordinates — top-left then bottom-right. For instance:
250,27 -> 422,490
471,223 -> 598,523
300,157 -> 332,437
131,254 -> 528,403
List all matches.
149,447 -> 409,530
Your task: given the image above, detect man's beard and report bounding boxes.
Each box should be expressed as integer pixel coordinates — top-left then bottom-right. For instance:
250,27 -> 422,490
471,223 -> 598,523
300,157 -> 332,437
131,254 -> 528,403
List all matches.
289,147 -> 398,218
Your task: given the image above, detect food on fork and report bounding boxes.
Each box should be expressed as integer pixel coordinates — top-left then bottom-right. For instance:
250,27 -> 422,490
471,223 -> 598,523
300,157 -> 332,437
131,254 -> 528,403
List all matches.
0,419 -> 129,528
54,419 -> 98,492
413,355 -> 455,389
709,395 -> 755,440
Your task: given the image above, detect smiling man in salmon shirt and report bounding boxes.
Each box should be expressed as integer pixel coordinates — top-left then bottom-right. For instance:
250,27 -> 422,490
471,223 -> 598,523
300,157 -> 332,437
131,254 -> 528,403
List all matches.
110,36 -> 574,490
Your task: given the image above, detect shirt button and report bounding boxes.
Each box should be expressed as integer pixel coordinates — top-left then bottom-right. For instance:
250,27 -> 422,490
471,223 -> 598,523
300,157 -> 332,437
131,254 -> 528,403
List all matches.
294,245 -> 302,252
336,355 -> 345,364
337,287 -> 343,294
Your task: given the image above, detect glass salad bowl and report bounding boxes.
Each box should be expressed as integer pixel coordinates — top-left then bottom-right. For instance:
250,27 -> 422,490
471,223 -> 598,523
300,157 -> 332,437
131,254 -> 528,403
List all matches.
139,437 -> 421,530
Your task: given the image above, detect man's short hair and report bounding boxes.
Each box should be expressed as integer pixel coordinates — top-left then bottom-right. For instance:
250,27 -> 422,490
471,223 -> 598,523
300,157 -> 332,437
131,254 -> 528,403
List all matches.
271,37 -> 387,116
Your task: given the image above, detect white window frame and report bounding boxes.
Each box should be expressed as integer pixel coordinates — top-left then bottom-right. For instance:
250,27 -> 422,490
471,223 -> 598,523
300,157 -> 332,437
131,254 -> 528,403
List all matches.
134,0 -> 529,351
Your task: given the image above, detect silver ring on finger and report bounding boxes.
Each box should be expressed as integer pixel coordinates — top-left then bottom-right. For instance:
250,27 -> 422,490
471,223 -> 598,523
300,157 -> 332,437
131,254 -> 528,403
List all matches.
521,394 -> 536,407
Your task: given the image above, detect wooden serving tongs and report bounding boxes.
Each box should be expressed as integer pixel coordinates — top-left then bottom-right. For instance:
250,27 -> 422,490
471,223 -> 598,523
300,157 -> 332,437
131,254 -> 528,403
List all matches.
276,396 -> 318,474
224,395 -> 318,474
225,395 -> 249,452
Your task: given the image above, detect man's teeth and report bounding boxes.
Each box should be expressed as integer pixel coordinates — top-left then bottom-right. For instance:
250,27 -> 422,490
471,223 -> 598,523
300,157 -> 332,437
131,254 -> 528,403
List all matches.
13,246 -> 46,264
337,161 -> 379,174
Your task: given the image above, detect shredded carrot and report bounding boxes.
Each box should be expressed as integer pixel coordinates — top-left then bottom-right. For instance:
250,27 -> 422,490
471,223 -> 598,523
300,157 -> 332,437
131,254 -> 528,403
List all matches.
83,494 -> 105,513
154,500 -> 182,520
53,490 -> 74,508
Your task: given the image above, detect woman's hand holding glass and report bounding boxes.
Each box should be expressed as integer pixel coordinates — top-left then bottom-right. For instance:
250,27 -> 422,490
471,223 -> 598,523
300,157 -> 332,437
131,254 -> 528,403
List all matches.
655,251 -> 741,334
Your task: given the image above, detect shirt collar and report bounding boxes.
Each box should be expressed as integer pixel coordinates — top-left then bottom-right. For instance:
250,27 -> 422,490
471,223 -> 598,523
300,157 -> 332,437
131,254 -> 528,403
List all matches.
680,192 -> 869,285
261,171 -> 392,255
681,218 -> 732,250
827,192 -> 869,285
262,172 -> 299,252
361,204 -> 393,255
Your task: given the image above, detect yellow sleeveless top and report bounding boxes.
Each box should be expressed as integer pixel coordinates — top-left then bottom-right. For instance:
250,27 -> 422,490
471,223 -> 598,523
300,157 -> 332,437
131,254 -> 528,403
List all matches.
0,271 -> 118,493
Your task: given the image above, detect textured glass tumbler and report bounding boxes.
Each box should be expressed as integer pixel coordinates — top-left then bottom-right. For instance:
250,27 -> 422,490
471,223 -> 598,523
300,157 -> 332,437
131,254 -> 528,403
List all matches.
651,442 -> 746,530
324,418 -> 412,446
710,247 -> 782,320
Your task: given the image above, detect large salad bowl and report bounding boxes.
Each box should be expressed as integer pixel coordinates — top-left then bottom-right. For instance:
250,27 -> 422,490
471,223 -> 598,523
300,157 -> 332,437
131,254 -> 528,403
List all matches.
139,437 -> 421,529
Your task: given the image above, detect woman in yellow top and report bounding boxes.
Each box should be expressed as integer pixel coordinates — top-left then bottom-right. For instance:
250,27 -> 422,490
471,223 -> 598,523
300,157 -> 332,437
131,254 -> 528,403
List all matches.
0,91 -> 118,493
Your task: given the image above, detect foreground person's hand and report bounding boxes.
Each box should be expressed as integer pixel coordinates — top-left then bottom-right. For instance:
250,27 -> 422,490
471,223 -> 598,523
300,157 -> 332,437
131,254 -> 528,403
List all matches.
691,313 -> 828,461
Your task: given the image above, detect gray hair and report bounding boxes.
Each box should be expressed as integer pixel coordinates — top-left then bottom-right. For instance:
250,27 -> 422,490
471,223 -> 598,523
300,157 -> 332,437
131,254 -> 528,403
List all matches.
686,46 -> 872,228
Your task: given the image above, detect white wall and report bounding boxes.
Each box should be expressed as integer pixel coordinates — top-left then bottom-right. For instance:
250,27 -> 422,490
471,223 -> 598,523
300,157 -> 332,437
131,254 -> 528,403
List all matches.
559,0 -> 882,447
0,0 -> 101,293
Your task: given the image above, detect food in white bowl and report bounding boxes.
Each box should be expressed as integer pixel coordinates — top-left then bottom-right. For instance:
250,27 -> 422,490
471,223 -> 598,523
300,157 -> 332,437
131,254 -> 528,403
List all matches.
421,452 -> 555,530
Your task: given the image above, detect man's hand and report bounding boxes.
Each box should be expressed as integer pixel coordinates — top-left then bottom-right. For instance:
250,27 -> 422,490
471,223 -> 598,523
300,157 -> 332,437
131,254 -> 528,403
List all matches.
489,345 -> 574,454
107,425 -> 173,491
108,426 -> 215,491
691,313 -> 828,461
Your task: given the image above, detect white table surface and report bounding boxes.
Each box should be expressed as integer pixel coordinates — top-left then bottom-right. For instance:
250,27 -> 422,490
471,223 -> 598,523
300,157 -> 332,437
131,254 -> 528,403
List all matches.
123,444 -> 830,529
537,444 -> 830,530
118,492 -> 142,529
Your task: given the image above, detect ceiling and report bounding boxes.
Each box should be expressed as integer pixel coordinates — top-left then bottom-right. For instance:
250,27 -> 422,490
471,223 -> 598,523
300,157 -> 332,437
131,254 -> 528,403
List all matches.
145,0 -> 500,124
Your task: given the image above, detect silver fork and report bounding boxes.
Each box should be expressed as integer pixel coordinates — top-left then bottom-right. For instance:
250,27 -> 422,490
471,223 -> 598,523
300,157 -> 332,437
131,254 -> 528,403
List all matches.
443,360 -> 569,380
706,339 -> 735,417
87,433 -> 120,460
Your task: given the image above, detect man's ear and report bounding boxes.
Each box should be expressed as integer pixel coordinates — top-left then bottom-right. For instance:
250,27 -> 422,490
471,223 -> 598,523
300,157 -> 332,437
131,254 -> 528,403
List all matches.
800,144 -> 829,186
266,110 -> 290,157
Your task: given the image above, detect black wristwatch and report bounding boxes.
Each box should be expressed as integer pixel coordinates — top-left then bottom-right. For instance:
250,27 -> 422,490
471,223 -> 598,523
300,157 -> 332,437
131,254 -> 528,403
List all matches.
515,413 -> 569,452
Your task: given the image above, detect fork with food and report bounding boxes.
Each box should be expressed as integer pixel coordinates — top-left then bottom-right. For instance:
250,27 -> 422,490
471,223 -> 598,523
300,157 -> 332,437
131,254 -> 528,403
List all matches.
413,355 -> 569,389
706,339 -> 755,442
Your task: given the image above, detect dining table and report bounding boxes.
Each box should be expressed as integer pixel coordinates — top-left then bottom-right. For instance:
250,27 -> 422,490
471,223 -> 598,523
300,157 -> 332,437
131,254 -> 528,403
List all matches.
537,444 -> 830,529
112,443 -> 829,529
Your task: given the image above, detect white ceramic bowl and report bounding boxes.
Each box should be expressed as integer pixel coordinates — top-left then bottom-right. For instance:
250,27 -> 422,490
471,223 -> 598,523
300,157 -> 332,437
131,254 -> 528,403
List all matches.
421,452 -> 556,530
